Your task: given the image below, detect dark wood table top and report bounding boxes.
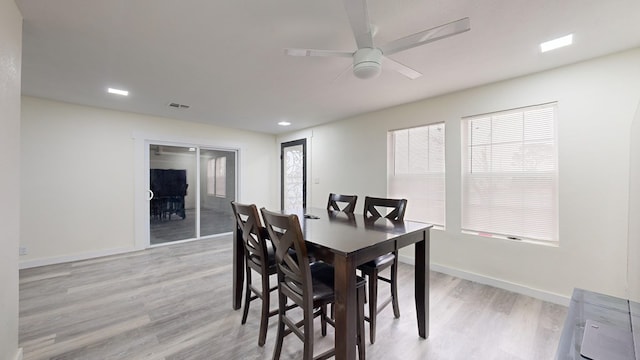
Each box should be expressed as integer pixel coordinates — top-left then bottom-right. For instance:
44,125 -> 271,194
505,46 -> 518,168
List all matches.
283,207 -> 432,256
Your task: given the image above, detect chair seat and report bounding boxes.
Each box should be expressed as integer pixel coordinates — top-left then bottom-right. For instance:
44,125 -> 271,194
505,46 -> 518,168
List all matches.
309,262 -> 335,302
248,254 -> 276,271
359,252 -> 395,270
311,262 -> 367,301
248,238 -> 277,268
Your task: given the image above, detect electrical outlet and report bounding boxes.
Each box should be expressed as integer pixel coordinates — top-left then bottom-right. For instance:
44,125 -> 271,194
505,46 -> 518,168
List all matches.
19,246 -> 27,256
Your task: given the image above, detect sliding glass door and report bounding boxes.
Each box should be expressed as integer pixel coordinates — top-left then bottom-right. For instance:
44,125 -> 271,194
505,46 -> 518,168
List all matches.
148,143 -> 236,245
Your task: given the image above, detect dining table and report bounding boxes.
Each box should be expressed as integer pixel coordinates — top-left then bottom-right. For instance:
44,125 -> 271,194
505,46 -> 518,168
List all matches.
232,207 -> 433,360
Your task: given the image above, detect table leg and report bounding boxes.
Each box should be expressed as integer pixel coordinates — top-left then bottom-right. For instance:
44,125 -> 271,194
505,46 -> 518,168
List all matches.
232,225 -> 244,310
333,255 -> 357,360
414,229 -> 430,338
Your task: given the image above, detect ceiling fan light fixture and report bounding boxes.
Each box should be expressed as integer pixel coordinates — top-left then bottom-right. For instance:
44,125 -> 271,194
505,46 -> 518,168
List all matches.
353,62 -> 381,79
353,48 -> 382,79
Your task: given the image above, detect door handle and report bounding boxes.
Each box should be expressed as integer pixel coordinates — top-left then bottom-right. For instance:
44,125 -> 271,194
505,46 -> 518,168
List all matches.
148,190 -> 154,200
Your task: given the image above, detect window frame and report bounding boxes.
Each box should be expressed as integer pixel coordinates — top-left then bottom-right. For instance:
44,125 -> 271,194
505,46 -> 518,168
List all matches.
461,102 -> 559,243
388,122 -> 446,228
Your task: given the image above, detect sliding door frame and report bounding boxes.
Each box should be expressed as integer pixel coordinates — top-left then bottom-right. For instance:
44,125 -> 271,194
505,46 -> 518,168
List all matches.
133,133 -> 240,250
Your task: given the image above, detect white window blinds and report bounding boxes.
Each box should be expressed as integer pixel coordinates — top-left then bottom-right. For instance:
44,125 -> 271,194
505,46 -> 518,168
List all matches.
462,103 -> 558,242
388,123 -> 445,226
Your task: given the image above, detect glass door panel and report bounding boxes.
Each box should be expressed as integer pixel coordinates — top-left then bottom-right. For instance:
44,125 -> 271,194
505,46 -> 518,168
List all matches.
281,139 -> 306,211
149,144 -> 196,244
199,148 -> 236,237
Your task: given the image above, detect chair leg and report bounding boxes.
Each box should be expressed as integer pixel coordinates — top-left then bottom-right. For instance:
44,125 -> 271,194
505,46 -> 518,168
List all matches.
241,267 -> 252,325
391,255 -> 400,319
368,270 -> 378,344
357,284 -> 366,360
258,271 -> 271,346
272,294 -> 286,360
303,303 -> 315,360
321,304 -> 328,336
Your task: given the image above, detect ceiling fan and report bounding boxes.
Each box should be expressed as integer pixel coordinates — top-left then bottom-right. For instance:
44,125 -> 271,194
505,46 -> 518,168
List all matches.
285,0 -> 470,80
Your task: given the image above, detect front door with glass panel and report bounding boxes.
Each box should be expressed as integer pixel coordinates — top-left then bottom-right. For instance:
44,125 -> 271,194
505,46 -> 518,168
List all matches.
281,139 -> 306,211
148,144 -> 236,245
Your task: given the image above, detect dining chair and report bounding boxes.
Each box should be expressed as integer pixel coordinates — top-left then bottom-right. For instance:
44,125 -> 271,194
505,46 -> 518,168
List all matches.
359,196 -> 407,344
326,193 -> 358,213
230,201 -> 279,347
261,208 -> 366,360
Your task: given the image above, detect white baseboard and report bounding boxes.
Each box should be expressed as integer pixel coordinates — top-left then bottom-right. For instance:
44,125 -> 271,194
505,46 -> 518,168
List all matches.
398,254 -> 570,306
19,247 -> 135,269
14,348 -> 23,360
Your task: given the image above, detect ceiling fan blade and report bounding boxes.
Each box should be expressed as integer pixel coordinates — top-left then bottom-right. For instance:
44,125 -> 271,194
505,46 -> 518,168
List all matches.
380,17 -> 470,55
384,56 -> 422,80
343,0 -> 374,49
285,48 -> 353,58
333,64 -> 355,82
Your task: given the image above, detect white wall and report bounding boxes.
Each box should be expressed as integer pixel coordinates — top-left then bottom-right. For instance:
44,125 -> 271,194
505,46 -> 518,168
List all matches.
20,96 -> 278,266
305,48 -> 640,301
628,101 -> 640,302
0,0 -> 22,359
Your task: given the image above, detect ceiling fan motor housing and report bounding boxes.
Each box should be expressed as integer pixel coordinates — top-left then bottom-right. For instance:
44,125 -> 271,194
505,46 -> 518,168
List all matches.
353,48 -> 383,79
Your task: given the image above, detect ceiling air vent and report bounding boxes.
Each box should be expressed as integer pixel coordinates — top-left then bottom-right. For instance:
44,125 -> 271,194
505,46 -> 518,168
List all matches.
168,102 -> 190,109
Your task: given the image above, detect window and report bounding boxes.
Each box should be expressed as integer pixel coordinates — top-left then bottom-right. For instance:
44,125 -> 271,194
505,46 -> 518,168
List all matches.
206,156 -> 227,197
388,123 -> 445,226
462,103 -> 558,242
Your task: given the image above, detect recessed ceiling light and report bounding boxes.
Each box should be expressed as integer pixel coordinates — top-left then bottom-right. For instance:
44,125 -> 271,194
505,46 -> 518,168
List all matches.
107,87 -> 129,96
540,34 -> 573,53
278,121 -> 291,126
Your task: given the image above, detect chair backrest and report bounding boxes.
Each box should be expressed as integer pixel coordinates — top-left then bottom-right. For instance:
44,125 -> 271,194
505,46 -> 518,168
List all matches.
363,196 -> 408,221
260,208 -> 313,307
327,193 -> 358,213
231,201 -> 270,271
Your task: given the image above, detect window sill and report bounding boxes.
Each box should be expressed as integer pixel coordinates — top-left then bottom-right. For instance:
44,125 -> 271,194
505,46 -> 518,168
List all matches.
461,230 -> 559,247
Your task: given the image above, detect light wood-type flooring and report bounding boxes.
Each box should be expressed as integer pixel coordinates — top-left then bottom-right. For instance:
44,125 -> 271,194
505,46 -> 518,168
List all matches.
19,236 -> 567,360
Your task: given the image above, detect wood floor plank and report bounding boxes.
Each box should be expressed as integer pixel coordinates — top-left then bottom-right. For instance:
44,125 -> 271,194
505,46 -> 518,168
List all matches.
24,315 -> 151,360
20,271 -> 72,284
19,236 -> 568,359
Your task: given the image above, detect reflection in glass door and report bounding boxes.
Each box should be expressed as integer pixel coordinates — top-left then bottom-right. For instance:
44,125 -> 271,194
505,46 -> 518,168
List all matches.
199,149 -> 236,237
148,144 -> 236,245
149,144 -> 196,244
281,139 -> 306,211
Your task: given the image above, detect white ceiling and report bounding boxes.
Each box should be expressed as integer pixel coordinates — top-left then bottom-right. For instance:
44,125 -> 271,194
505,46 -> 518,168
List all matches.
16,0 -> 640,134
